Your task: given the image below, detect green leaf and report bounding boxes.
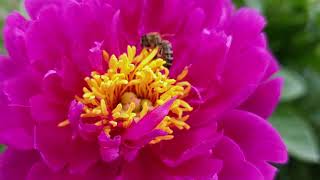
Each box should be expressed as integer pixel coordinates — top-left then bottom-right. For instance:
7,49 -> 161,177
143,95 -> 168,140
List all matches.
270,112 -> 320,163
244,0 -> 264,12
279,68 -> 307,102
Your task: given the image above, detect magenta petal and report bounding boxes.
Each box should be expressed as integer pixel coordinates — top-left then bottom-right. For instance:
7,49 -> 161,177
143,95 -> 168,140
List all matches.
122,129 -> 166,162
0,56 -> 17,81
203,47 -> 269,119
185,31 -> 229,92
98,132 -> 121,162
118,0 -> 142,35
252,161 -> 278,180
26,5 -> 68,70
123,98 -> 175,141
170,156 -> 222,178
35,123 -> 99,174
221,110 -> 288,163
67,138 -> 100,175
78,121 -> 102,141
263,54 -> 280,80
0,149 -> 39,180
27,161 -> 83,180
27,162 -> 118,180
158,121 -> 221,167
119,148 -> 170,179
59,57 -> 85,93
3,12 -> 29,64
63,1 -> 109,74
88,42 -> 106,73
213,136 -> 264,180
0,94 -> 34,150
0,0 -> 286,178
4,70 -> 40,104
25,0 -> 65,19
240,78 -> 283,119
227,8 -> 266,54
34,123 -> 72,171
42,70 -> 73,104
222,47 -> 269,93
0,128 -> 33,150
181,8 -> 205,35
30,94 -> 68,123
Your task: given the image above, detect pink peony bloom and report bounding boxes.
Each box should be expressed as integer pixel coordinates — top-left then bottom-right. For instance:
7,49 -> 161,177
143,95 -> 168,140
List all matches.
0,0 -> 287,179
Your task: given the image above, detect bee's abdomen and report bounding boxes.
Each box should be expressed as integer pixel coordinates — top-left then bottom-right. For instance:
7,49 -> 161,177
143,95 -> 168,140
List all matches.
159,41 -> 173,68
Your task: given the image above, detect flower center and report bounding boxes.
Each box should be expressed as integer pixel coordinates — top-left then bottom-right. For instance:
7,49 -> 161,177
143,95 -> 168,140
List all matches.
59,46 -> 193,144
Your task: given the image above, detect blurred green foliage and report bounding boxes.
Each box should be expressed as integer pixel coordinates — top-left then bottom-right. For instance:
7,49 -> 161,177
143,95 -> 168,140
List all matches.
0,0 -> 320,179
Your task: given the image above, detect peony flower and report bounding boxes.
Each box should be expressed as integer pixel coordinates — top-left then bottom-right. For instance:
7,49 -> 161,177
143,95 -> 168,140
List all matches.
0,0 -> 287,179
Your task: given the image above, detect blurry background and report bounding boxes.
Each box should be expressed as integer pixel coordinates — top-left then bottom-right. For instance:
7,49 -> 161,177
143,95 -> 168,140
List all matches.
0,0 -> 319,179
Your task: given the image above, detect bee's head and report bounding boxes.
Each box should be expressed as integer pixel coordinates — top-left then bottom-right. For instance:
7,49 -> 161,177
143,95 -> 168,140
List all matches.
141,33 -> 162,49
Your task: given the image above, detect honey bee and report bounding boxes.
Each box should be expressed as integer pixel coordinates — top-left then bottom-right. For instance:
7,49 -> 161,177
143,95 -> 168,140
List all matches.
141,32 -> 173,68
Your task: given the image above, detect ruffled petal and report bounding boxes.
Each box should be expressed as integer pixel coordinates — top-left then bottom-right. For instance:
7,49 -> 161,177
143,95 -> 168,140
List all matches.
27,161 -> 118,180
4,69 -> 41,105
123,98 -> 174,141
25,0 -> 66,19
227,8 -> 266,55
63,1 -> 113,74
0,56 -> 17,82
27,161 -> 83,180
34,123 -> 72,171
252,161 -> 278,180
157,120 -> 221,167
213,136 -> 264,180
0,128 -> 33,150
35,123 -> 100,173
0,91 -> 34,150
0,149 -> 39,180
220,110 -> 288,163
240,78 -> 283,119
201,46 -> 269,120
98,132 -> 121,162
3,12 -> 30,64
26,5 -> 69,71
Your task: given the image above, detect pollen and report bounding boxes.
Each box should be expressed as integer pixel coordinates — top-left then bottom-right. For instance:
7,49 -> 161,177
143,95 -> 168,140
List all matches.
59,46 -> 193,144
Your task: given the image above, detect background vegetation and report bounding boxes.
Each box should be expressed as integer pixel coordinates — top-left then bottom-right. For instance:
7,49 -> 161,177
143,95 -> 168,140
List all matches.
0,0 -> 319,179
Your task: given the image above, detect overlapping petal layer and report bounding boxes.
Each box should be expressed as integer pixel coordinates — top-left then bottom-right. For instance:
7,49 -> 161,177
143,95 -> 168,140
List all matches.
0,0 -> 287,179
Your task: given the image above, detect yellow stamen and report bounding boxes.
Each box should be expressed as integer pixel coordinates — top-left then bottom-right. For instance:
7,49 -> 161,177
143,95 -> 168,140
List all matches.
58,119 -> 70,127
177,66 -> 189,81
58,46 -> 193,144
103,50 -> 109,61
